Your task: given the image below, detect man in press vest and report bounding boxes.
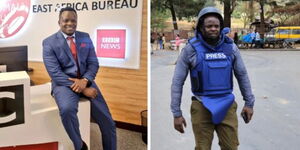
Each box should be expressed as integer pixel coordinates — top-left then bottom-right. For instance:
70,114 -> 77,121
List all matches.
43,7 -> 116,150
171,7 -> 255,150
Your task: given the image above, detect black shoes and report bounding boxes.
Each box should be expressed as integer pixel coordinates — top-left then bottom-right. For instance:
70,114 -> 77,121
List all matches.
81,141 -> 88,150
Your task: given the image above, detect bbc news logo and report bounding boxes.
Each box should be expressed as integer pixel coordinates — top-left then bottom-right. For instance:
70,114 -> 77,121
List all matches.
97,29 -> 126,58
0,0 -> 31,38
0,85 -> 24,128
101,37 -> 121,49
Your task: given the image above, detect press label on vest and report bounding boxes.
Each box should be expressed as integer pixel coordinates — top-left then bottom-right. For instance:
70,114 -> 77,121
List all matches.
205,52 -> 227,60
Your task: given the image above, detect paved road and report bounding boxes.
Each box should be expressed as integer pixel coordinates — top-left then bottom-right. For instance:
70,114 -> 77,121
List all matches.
151,49 -> 300,150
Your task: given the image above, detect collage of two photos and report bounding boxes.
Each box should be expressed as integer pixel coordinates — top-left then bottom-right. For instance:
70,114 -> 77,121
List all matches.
1,0 -> 147,150
151,0 -> 300,150
1,0 -> 300,150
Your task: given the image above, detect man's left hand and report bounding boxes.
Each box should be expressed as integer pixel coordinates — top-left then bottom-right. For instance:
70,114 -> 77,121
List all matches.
82,87 -> 97,99
69,78 -> 88,93
241,106 -> 254,123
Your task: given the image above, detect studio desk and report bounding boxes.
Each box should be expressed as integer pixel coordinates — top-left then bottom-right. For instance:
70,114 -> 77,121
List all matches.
0,71 -> 90,150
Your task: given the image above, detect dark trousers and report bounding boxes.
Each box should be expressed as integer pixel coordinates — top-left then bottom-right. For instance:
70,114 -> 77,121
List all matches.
52,82 -> 116,150
191,100 -> 239,150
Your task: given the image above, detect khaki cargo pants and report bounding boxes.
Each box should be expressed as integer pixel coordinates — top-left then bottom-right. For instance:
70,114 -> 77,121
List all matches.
191,100 -> 239,150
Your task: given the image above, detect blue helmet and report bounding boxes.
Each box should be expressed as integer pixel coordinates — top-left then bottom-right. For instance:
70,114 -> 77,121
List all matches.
196,7 -> 224,32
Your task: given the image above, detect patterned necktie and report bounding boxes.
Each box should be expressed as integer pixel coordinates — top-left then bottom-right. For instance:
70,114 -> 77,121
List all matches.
67,36 -> 80,77
67,36 -> 77,60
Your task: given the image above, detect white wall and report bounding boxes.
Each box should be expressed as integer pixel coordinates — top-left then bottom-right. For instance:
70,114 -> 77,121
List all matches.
0,0 -> 143,69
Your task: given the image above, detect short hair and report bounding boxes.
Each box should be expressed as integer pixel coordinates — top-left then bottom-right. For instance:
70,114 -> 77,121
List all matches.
59,7 -> 77,18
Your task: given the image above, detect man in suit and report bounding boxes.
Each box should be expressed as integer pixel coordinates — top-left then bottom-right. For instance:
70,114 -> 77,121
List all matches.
43,7 -> 116,150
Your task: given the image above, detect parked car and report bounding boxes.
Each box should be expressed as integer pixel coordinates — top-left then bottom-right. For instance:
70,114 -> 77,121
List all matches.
264,26 -> 300,48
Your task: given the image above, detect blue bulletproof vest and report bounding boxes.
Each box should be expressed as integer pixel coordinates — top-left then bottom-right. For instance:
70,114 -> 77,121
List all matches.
189,34 -> 234,96
189,33 -> 235,124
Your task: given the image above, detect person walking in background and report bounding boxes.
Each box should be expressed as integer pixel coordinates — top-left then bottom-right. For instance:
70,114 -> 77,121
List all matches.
222,27 -> 230,37
254,30 -> 261,48
238,30 -> 244,48
151,32 -> 155,54
250,29 -> 256,48
158,33 -> 163,50
174,34 -> 182,65
162,33 -> 166,49
43,7 -> 116,150
234,32 -> 239,45
175,34 -> 181,51
155,33 -> 160,50
171,7 -> 255,150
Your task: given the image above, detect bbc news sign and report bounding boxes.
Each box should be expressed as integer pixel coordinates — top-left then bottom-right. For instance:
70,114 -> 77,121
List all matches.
97,29 -> 126,59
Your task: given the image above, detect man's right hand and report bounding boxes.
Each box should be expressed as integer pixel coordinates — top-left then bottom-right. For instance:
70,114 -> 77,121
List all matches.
82,87 -> 97,99
174,116 -> 186,133
241,106 -> 254,123
69,78 -> 88,93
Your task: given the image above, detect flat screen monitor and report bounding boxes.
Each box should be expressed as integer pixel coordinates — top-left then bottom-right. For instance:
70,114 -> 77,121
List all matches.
0,46 -> 28,72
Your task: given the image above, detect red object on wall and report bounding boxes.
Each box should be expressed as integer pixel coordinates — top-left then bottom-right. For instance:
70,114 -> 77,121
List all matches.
0,142 -> 58,150
96,29 -> 126,58
0,0 -> 31,39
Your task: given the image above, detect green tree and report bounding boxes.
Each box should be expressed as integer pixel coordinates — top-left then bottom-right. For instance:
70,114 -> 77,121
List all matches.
222,0 -> 237,28
236,0 -> 298,38
237,0 -> 265,38
204,0 -> 216,7
234,1 -> 258,28
268,0 -> 300,25
151,9 -> 170,32
228,0 -> 258,28
213,0 -> 237,28
151,0 -> 206,30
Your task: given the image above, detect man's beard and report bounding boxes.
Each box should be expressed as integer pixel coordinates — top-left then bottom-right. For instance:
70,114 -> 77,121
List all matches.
203,33 -> 220,46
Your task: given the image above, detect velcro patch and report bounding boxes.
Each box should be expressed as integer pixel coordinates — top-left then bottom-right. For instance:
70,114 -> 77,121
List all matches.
205,52 -> 227,60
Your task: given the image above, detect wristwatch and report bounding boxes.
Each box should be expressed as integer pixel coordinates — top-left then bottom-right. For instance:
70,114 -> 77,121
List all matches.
83,78 -> 89,82
82,78 -> 91,87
